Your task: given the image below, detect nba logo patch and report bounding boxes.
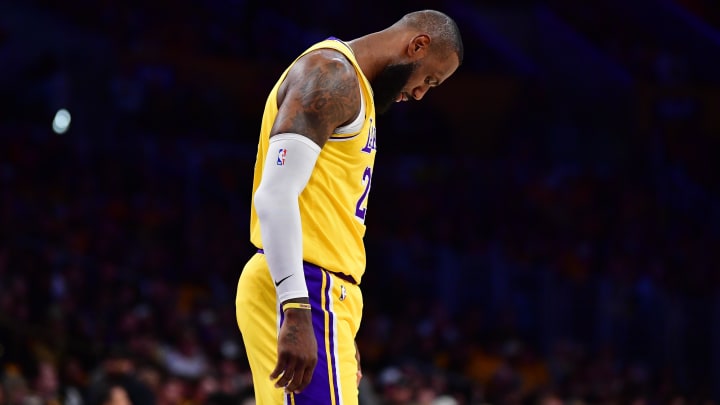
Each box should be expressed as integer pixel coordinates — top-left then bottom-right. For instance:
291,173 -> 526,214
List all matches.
276,148 -> 287,166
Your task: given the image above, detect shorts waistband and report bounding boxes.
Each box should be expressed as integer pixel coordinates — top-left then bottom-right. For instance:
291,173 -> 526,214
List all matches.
256,249 -> 357,285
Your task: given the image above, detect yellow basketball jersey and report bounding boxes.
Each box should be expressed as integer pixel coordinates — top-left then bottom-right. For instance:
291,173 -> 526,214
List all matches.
250,39 -> 377,284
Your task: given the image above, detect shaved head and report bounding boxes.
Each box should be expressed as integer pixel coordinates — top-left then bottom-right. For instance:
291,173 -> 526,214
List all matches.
396,10 -> 464,65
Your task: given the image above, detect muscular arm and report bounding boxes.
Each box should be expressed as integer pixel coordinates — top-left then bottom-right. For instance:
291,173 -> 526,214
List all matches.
258,49 -> 361,394
265,51 -> 360,305
272,49 -> 361,146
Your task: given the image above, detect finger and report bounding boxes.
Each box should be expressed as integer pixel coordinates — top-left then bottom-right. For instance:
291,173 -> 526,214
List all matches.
269,354 -> 287,380
287,363 -> 313,394
296,363 -> 315,393
286,366 -> 305,393
274,358 -> 297,389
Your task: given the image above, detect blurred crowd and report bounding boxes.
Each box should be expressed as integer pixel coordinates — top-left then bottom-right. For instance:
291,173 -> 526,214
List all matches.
2,0 -> 720,404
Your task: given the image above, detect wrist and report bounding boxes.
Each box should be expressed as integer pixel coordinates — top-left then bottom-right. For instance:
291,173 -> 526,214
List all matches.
283,308 -> 312,324
281,297 -> 311,317
282,302 -> 311,312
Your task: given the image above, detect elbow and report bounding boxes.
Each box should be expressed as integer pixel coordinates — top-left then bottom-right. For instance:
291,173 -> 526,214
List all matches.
253,184 -> 296,221
253,186 -> 272,221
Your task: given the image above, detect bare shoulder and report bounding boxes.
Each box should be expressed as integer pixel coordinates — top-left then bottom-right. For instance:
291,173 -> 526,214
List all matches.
272,48 -> 361,148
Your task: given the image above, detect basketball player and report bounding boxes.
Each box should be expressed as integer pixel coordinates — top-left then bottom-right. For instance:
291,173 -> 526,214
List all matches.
236,10 -> 463,405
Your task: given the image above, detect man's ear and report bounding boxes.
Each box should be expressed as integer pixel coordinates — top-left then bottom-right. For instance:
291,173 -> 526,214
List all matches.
407,34 -> 431,59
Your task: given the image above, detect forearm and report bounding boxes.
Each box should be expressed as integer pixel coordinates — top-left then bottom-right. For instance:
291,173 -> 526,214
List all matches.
254,190 -> 308,302
254,133 -> 321,303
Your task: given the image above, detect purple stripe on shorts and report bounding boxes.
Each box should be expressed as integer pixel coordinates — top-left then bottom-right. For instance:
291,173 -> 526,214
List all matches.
291,262 -> 336,405
260,250 -> 343,404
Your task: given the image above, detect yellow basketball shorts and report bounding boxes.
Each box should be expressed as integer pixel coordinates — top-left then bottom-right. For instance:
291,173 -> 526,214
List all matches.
236,252 -> 363,405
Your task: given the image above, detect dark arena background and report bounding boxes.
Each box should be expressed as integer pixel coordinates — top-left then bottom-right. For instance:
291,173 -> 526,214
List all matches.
1,0 -> 720,404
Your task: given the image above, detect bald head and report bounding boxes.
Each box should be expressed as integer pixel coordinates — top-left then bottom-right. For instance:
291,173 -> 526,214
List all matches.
395,10 -> 464,65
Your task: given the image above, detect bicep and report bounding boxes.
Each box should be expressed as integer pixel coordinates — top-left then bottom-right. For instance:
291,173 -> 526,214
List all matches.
271,52 -> 360,148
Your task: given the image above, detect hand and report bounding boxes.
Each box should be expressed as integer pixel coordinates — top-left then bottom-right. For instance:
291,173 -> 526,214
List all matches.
270,302 -> 317,393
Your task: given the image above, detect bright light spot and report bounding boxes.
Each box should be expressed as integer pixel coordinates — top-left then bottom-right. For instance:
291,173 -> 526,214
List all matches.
52,108 -> 71,134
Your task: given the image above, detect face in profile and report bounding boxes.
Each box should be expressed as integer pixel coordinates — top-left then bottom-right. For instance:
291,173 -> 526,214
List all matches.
370,62 -> 418,114
371,46 -> 460,115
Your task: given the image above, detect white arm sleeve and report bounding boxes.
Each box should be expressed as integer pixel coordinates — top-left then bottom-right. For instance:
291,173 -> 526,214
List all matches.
253,133 -> 321,303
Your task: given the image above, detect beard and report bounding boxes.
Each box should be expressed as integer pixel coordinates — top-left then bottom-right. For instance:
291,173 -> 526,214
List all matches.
370,62 -> 417,115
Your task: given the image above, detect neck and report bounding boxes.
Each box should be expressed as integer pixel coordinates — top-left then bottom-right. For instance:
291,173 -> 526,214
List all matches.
347,28 -> 402,82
